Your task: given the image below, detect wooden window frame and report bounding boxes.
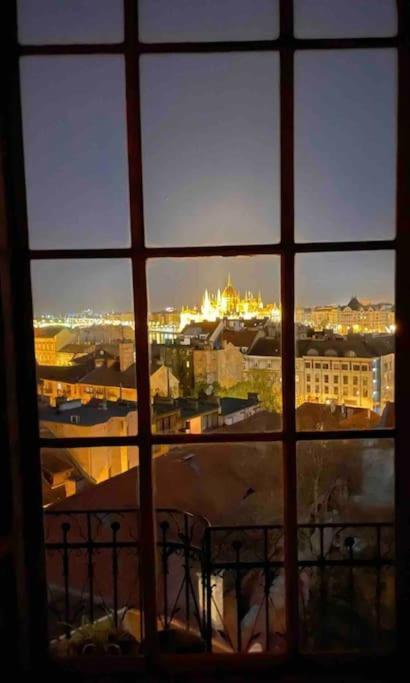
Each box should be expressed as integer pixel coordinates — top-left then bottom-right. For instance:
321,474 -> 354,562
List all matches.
1,0 -> 410,674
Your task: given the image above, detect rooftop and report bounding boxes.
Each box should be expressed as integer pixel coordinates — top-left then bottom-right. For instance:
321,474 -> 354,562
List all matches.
247,336 -> 281,357
39,397 -> 136,426
219,395 -> 260,416
180,320 -> 221,337
34,326 -> 67,338
222,328 -> 260,349
297,335 -> 394,358
58,343 -> 92,354
37,361 -> 94,383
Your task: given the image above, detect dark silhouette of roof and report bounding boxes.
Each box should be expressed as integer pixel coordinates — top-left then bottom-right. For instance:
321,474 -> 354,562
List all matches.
39,397 -> 136,426
37,360 -> 94,383
219,396 -> 260,415
58,343 -> 91,354
222,328 -> 260,349
346,296 -> 363,311
34,326 -> 67,338
247,337 -> 281,357
297,335 -> 394,358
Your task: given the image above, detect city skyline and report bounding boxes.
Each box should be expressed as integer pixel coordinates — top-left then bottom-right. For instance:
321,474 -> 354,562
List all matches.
31,252 -> 394,316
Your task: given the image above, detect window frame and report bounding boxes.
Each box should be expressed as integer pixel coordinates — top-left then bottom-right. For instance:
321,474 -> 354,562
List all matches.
1,0 -> 410,673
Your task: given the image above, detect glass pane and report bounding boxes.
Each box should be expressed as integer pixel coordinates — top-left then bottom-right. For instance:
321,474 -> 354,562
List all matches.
295,252 -> 395,430
147,256 -> 282,432
32,259 -> 137,437
20,57 -> 130,249
295,50 -> 397,242
18,0 -> 123,44
154,442 -> 284,653
138,0 -> 279,42
140,53 -> 280,246
297,439 -> 394,651
294,0 -> 397,38
42,452 -> 141,656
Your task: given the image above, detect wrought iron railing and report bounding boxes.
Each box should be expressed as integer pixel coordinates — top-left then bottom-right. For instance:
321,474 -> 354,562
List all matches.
44,510 -> 394,653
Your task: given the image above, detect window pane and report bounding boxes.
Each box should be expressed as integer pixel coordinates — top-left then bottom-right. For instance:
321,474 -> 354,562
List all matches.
294,0 -> 397,38
295,50 -> 396,242
32,259 -> 137,436
18,0 -> 123,44
138,0 -> 279,42
295,252 -> 395,430
154,442 -> 284,653
297,439 -> 394,651
42,459 -> 142,656
140,54 -> 280,247
147,256 -> 282,432
20,57 -> 130,248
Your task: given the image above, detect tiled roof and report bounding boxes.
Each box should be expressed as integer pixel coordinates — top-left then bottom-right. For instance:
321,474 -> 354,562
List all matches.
297,335 -> 394,359
59,343 -> 91,354
181,321 -> 221,337
178,398 -> 219,419
247,337 -> 281,357
222,329 -> 260,349
79,361 -> 137,389
37,361 -> 94,383
219,396 -> 260,415
39,397 -> 136,426
35,326 -> 67,338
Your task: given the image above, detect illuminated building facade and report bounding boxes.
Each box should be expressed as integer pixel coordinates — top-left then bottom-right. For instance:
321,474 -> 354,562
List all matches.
180,274 -> 281,329
296,296 -> 395,334
34,326 -> 75,365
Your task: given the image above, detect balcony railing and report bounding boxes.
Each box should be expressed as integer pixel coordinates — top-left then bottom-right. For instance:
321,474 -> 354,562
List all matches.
44,509 -> 394,654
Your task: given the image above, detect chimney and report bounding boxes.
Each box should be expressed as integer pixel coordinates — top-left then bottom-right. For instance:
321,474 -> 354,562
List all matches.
119,342 -> 135,372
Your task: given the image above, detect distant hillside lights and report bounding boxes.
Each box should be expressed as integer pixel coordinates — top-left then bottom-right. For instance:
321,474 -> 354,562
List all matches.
34,312 -> 135,330
180,274 -> 281,330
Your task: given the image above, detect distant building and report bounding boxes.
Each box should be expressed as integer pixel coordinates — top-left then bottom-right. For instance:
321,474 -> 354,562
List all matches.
243,333 -> 395,413
193,341 -> 244,389
41,427 -> 93,505
34,326 -> 75,365
179,320 -> 224,347
55,342 -> 95,366
179,274 -> 281,330
37,341 -> 180,405
297,296 -> 395,335
153,394 -> 262,434
39,398 -> 138,483
151,342 -> 195,396
297,335 -> 395,412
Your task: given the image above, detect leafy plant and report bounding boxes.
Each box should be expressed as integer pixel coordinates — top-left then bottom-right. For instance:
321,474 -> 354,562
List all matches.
52,614 -> 139,657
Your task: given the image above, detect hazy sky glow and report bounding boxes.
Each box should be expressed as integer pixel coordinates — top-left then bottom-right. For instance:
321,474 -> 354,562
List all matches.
139,0 -> 280,42
30,252 -> 394,316
140,53 -> 280,247
19,2 -> 397,315
294,0 -> 397,38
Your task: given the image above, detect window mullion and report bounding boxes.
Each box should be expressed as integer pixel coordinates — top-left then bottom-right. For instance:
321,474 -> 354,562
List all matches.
2,0 -> 48,667
124,0 -> 158,656
280,0 -> 298,656
394,0 -> 410,658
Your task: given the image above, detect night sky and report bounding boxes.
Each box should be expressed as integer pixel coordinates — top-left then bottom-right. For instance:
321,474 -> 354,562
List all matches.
18,1 -> 397,315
